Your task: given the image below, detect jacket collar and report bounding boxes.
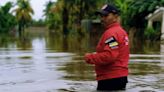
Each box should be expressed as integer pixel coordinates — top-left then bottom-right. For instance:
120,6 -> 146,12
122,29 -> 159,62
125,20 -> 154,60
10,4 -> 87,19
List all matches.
105,22 -> 120,29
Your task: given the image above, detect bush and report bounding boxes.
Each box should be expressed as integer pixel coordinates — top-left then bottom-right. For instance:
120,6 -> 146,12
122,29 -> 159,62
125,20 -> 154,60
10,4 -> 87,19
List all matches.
144,27 -> 157,40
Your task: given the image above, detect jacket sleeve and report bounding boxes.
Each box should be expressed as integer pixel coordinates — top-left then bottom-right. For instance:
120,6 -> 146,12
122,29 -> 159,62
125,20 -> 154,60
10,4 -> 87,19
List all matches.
85,45 -> 119,65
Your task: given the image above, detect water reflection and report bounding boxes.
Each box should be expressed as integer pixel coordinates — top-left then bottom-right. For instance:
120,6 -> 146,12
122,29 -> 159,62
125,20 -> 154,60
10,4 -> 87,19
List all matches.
129,62 -> 163,75
0,29 -> 164,92
58,57 -> 95,81
47,32 -> 94,53
130,39 -> 160,54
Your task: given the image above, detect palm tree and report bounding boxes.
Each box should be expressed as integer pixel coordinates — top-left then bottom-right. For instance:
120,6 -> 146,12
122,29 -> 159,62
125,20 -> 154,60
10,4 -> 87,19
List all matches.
43,1 -> 57,30
13,0 -> 34,36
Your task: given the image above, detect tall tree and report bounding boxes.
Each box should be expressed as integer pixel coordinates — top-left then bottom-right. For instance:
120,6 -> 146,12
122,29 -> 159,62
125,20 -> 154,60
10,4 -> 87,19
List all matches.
44,1 -> 54,30
13,0 -> 34,36
0,2 -> 17,33
114,0 -> 132,28
44,1 -> 61,31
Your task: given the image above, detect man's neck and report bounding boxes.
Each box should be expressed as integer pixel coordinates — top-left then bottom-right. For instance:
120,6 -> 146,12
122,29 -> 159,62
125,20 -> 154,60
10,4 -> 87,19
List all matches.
105,21 -> 118,28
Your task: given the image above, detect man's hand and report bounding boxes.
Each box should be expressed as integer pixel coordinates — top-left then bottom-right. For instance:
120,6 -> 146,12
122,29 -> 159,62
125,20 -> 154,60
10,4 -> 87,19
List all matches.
84,53 -> 95,64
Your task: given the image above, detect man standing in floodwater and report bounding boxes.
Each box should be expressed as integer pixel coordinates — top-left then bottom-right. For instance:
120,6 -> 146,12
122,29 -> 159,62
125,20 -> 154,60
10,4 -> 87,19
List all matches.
84,4 -> 129,91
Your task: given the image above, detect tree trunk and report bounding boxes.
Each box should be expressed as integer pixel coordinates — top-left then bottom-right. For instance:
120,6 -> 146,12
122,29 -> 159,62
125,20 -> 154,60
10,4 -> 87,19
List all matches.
62,1 -> 69,36
18,22 -> 22,36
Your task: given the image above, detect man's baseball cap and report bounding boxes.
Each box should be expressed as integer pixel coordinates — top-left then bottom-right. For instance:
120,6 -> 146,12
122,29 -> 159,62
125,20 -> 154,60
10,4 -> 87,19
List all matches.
95,4 -> 119,16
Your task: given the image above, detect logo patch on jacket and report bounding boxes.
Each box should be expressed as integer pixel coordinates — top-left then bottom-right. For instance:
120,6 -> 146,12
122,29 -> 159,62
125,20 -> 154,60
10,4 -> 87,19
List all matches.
105,37 -> 118,49
125,36 -> 129,45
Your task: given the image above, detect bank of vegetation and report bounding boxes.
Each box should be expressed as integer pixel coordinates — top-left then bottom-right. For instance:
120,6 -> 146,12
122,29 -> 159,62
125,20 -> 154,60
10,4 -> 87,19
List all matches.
1,0 -> 164,40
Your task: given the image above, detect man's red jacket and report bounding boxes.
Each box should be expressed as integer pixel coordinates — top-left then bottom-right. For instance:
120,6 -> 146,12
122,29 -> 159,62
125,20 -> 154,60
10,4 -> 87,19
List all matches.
85,22 -> 129,80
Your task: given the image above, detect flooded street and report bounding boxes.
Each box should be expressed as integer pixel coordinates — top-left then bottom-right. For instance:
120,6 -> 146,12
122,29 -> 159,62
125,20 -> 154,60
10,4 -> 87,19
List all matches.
0,28 -> 164,92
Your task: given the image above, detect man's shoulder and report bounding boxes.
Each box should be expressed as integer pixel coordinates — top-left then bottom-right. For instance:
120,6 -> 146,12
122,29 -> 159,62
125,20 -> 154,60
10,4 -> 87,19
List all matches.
105,26 -> 123,34
103,26 -> 128,40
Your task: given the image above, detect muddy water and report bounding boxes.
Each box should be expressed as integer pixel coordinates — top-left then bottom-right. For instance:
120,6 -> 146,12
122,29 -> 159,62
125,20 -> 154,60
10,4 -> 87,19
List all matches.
0,29 -> 164,92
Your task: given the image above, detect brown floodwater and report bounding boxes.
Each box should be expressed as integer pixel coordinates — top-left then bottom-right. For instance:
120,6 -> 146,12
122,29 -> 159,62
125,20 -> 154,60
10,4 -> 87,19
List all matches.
0,28 -> 164,92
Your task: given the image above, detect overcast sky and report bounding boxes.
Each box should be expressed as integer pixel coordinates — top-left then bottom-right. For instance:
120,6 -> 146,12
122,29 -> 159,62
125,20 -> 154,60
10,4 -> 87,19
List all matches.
0,0 -> 56,20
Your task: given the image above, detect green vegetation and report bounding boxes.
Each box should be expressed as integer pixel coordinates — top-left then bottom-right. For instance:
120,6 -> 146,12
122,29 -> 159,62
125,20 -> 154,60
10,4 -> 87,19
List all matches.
0,2 -> 17,33
43,1 -> 60,30
13,0 -> 34,36
126,0 -> 164,39
1,0 -> 164,40
144,27 -> 156,40
43,0 -> 164,39
44,0 -> 105,35
31,19 -> 46,27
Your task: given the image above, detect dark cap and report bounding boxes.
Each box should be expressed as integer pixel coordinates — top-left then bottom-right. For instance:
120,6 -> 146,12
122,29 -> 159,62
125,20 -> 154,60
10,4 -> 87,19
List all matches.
95,4 -> 119,16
